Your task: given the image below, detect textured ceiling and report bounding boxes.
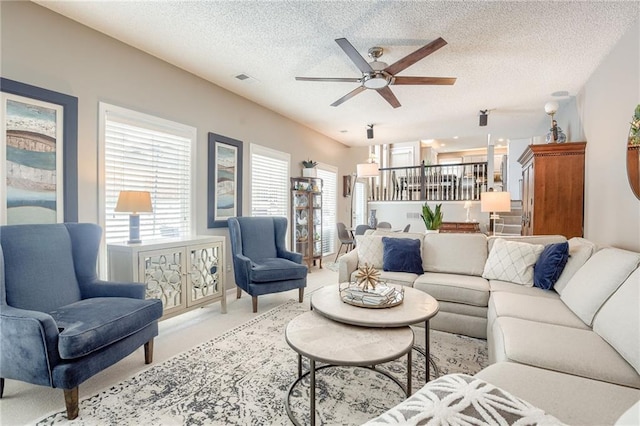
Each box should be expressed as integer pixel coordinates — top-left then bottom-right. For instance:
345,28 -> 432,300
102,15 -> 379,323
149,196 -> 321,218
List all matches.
36,1 -> 639,150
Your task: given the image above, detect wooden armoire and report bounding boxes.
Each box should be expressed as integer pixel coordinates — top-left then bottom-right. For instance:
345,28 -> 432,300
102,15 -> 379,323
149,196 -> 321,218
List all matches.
518,142 -> 586,238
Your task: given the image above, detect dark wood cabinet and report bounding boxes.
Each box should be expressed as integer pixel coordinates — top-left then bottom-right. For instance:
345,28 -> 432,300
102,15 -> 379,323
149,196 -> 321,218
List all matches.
518,142 -> 586,238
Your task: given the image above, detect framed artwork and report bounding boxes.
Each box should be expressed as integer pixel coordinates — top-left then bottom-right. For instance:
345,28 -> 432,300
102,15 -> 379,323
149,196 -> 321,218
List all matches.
207,132 -> 243,228
0,78 -> 78,224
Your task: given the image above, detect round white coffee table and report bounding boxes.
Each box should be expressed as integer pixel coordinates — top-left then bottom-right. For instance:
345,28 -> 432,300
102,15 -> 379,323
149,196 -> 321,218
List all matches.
311,284 -> 440,384
285,310 -> 414,426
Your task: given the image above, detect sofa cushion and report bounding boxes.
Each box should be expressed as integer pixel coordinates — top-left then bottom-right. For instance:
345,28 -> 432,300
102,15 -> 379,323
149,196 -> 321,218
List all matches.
533,241 -> 569,290
482,238 -> 544,285
560,247 -> 640,325
476,362 -> 640,426
593,267 -> 640,375
414,272 -> 489,307
422,233 -> 488,276
554,237 -> 597,295
487,235 -> 566,252
350,270 -> 418,287
491,317 -> 640,388
489,280 -> 560,299
382,237 -> 423,274
364,373 -> 564,425
488,292 -> 589,329
49,297 -> 163,359
250,258 -> 308,282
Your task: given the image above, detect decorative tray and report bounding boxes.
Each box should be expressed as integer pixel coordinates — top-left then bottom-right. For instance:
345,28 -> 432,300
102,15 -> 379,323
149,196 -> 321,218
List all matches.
339,282 -> 404,309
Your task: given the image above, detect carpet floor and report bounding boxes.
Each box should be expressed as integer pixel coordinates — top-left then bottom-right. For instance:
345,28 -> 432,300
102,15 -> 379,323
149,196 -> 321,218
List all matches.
36,300 -> 488,425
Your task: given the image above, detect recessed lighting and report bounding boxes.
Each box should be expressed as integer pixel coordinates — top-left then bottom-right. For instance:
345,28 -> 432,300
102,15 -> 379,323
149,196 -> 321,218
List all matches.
423,139 -> 434,144
440,143 -> 446,147
498,138 -> 505,142
453,136 -> 459,139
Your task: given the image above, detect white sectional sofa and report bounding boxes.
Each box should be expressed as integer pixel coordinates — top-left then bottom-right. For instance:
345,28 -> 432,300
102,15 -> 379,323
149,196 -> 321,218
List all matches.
339,231 -> 640,425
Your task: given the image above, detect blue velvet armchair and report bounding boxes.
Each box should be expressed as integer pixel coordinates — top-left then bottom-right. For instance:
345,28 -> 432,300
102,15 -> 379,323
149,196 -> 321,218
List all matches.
0,223 -> 163,419
228,217 -> 307,312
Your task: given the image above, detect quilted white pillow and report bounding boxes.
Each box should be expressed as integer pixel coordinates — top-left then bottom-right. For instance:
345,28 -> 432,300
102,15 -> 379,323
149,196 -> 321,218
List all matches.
355,235 -> 384,269
482,238 -> 544,286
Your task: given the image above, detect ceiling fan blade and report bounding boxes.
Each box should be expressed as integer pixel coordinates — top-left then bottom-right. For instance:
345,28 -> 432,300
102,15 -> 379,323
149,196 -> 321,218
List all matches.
377,87 -> 401,108
392,76 -> 456,85
331,86 -> 366,107
384,37 -> 448,76
335,38 -> 373,73
296,77 -> 361,83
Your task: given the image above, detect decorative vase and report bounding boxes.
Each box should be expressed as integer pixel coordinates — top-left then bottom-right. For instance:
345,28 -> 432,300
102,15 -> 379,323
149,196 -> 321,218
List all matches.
302,168 -> 317,178
546,126 -> 567,143
368,209 -> 377,228
425,229 -> 440,234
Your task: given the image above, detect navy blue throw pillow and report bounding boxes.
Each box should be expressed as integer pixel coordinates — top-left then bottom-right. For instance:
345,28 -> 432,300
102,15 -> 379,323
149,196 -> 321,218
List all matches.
534,241 -> 569,290
382,237 -> 423,275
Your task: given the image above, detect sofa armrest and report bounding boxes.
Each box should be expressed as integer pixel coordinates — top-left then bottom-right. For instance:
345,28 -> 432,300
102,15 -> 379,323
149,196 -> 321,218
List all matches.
80,280 -> 146,300
338,249 -> 359,283
277,248 -> 303,264
232,254 -> 253,286
0,305 -> 60,386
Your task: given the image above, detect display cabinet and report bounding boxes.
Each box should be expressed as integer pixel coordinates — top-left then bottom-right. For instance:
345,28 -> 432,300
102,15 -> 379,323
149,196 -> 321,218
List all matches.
107,236 -> 226,319
291,177 -> 323,271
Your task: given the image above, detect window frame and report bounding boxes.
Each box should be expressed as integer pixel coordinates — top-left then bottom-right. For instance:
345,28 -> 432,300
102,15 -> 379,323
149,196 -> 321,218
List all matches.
97,102 -> 196,275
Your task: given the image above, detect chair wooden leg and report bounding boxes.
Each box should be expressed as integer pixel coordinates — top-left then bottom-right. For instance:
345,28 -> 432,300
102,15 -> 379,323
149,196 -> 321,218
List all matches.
237,287 -> 242,299
252,296 -> 258,313
0,378 -> 4,398
299,287 -> 304,303
64,387 -> 79,420
144,339 -> 154,364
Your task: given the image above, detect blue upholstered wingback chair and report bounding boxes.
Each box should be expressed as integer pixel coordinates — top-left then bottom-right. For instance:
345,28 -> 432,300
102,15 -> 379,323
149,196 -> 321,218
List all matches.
228,217 -> 307,312
0,223 -> 163,419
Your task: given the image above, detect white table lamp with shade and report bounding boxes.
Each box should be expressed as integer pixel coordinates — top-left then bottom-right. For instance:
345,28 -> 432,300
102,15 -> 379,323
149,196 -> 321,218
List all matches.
480,191 -> 511,236
114,190 -> 153,244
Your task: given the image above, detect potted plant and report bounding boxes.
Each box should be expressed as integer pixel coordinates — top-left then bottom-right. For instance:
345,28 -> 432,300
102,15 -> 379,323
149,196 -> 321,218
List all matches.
421,203 -> 443,233
301,159 -> 318,177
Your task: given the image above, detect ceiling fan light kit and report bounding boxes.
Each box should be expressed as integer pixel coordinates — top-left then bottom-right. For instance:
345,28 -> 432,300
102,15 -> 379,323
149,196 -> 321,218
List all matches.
295,37 -> 456,108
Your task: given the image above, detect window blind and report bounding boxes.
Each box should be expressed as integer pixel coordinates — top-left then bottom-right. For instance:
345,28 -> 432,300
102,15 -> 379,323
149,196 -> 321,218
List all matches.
250,144 -> 289,218
317,167 -> 337,256
104,110 -> 194,244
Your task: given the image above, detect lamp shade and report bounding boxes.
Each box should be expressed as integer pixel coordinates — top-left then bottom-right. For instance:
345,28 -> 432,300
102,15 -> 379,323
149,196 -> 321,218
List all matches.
463,201 -> 473,209
480,191 -> 511,213
114,191 -> 153,214
356,162 -> 379,178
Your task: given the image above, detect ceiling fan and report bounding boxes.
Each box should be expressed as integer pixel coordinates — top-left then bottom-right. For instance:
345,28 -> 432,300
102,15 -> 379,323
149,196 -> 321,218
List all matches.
295,37 -> 456,109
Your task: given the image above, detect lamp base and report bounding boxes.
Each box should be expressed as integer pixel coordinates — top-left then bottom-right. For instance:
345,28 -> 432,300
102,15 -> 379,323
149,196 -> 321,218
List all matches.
128,214 -> 142,244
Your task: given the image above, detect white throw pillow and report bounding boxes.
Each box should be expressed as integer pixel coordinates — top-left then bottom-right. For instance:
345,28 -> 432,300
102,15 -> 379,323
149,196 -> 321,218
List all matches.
355,235 -> 384,268
560,247 -> 640,326
482,238 -> 544,286
554,237 -> 597,295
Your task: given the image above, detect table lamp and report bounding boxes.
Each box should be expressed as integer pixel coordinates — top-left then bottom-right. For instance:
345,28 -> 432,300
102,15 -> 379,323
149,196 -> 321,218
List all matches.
480,191 -> 511,236
114,190 -> 153,244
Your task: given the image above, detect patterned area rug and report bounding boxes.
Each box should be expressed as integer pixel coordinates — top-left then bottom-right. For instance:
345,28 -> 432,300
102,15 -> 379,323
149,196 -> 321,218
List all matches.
37,300 -> 488,425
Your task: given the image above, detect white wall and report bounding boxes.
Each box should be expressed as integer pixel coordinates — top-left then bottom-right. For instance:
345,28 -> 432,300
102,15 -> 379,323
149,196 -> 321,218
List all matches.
577,21 -> 640,251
